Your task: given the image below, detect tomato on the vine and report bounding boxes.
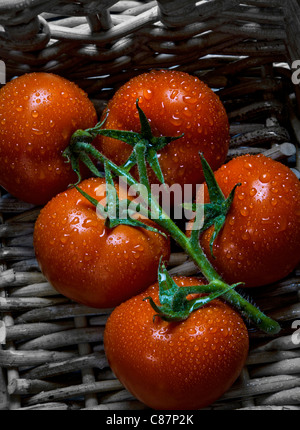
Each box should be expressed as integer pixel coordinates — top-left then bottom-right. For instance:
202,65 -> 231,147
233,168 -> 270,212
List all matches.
104,276 -> 249,410
33,177 -> 170,308
95,69 -> 229,190
199,154 -> 300,288
0,72 -> 98,205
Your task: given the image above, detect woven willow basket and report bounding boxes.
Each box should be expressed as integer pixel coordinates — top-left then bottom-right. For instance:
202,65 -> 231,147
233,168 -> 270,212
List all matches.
0,0 -> 300,411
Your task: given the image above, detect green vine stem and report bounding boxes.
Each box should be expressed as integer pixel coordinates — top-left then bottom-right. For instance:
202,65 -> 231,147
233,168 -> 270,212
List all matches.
64,137 -> 281,335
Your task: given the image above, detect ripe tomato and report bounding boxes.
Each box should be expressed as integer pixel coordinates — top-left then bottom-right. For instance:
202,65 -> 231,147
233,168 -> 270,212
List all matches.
33,177 -> 170,308
104,276 -> 249,410
200,154 -> 300,287
0,72 -> 98,205
95,69 -> 229,189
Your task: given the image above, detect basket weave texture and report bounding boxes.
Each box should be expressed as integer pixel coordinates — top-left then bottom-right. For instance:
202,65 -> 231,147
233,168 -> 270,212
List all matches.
0,0 -> 300,410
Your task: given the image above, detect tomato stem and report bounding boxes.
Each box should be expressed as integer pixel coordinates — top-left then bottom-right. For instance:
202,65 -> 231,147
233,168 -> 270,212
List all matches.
64,138 -> 280,335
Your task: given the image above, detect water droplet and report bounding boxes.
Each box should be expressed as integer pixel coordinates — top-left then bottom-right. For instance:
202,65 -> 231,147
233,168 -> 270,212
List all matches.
143,89 -> 152,100
277,216 -> 287,232
271,198 -> 277,206
229,216 -> 235,226
31,110 -> 39,118
183,95 -> 197,104
183,106 -> 192,117
16,106 -> 23,112
240,207 -> 249,217
61,128 -> 70,140
244,161 -> 253,170
170,115 -> 182,127
249,188 -> 257,197
32,128 -> 44,136
60,234 -> 70,244
259,172 -> 271,183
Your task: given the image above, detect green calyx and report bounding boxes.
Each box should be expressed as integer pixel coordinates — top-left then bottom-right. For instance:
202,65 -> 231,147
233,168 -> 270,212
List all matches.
75,161 -> 167,238
144,260 -> 241,322
187,154 -> 241,257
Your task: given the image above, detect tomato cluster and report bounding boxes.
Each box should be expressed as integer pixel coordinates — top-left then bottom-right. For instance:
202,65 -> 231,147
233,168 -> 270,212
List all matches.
0,69 -> 299,410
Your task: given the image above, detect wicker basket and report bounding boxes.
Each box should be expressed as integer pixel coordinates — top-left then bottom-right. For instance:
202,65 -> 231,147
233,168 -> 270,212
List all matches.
0,0 -> 300,411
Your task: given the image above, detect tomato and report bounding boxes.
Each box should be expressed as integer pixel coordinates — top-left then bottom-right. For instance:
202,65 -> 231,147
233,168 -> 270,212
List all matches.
95,69 -> 229,190
0,72 -> 98,205
104,276 -> 249,410
199,154 -> 300,288
33,177 -> 170,308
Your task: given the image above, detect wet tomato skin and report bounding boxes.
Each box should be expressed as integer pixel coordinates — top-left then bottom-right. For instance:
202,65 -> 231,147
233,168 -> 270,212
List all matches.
200,154 -> 300,287
0,72 -> 98,205
104,277 -> 249,410
33,177 -> 170,308
95,69 -> 229,189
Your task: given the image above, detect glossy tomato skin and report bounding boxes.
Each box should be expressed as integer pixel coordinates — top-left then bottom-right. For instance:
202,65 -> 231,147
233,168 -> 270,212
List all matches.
104,277 -> 249,410
33,177 -> 170,308
200,154 -> 300,288
0,73 -> 98,205
95,69 -> 229,189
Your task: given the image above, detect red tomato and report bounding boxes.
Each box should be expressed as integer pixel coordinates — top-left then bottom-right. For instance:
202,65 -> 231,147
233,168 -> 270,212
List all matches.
33,177 -> 170,308
104,276 -> 249,410
200,154 -> 300,287
0,72 -> 98,205
95,69 -> 229,190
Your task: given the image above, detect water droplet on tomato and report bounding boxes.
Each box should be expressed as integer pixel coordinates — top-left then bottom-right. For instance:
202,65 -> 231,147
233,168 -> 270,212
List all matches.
259,172 -> 271,183
277,216 -> 287,232
249,188 -> 257,197
61,128 -> 70,140
183,106 -> 192,117
183,95 -> 197,104
143,89 -> 152,100
271,197 -> 277,206
70,216 -> 80,225
60,235 -> 70,244
170,115 -> 182,127
240,207 -> 249,217
31,110 -> 39,118
32,128 -> 43,136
